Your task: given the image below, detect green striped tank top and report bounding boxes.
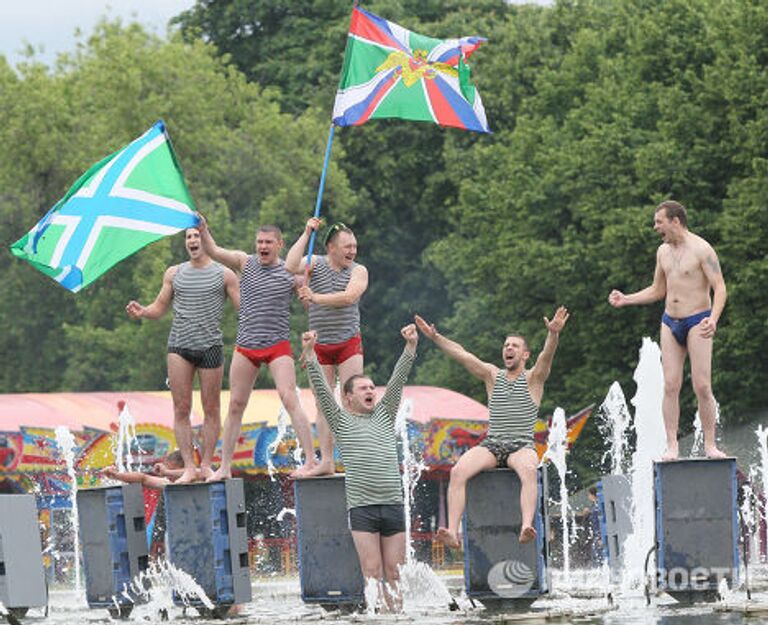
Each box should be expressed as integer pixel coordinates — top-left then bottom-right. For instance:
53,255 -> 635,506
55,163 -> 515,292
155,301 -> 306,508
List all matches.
487,369 -> 538,445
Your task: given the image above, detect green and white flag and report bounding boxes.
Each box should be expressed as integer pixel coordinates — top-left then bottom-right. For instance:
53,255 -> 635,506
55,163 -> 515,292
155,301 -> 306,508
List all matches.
11,120 -> 199,292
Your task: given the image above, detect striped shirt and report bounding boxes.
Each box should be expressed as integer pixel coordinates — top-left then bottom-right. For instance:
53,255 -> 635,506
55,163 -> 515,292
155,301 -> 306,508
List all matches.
308,255 -> 360,344
167,262 -> 226,351
307,348 -> 415,510
236,256 -> 294,349
487,369 -> 539,446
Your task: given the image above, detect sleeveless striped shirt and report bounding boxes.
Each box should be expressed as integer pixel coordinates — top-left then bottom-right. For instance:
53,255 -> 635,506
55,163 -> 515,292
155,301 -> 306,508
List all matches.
236,256 -> 294,349
487,369 -> 539,445
167,261 -> 225,351
308,255 -> 361,344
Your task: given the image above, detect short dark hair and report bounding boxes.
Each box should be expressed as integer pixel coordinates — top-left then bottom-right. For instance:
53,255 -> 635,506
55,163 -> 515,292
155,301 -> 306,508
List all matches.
258,225 -> 283,239
656,200 -> 688,227
343,374 -> 371,395
588,486 -> 598,497
324,222 -> 353,247
505,333 -> 529,351
164,450 -> 184,468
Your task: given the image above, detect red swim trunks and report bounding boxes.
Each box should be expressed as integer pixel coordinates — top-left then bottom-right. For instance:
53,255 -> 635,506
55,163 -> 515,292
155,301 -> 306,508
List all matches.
236,340 -> 293,368
314,334 -> 364,366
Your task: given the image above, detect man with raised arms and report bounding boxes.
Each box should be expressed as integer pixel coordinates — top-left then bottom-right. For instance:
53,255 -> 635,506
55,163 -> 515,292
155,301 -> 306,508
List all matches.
415,307 -> 569,546
285,218 -> 369,476
126,227 -> 239,483
609,200 -> 727,461
301,324 -> 417,611
197,216 -> 318,480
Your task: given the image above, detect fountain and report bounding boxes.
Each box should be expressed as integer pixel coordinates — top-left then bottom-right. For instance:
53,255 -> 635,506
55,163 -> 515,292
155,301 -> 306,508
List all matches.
544,407 -> 571,586
54,426 -> 81,596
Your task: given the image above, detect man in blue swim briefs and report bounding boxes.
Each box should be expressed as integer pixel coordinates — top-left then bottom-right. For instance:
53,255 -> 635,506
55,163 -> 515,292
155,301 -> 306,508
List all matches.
608,200 -> 727,461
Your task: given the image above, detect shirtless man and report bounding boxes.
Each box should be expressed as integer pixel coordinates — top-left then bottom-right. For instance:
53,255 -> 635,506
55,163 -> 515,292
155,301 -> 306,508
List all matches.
415,307 -> 569,546
197,217 -> 317,480
126,228 -> 239,483
609,200 -> 727,460
286,218 -> 368,476
301,324 -> 417,611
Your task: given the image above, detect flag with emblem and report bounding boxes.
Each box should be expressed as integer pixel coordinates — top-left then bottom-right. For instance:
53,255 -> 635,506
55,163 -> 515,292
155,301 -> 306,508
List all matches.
11,121 -> 199,292
332,5 -> 489,133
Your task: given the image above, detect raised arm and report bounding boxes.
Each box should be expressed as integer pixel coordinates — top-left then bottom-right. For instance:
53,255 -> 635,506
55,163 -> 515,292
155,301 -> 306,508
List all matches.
125,266 -> 176,320
285,217 -> 321,274
380,324 -> 418,418
197,213 -> 248,272
299,264 -> 368,307
223,266 -> 241,311
528,306 -> 569,402
414,314 -> 496,385
699,243 -> 727,338
301,330 -> 342,430
608,247 -> 666,308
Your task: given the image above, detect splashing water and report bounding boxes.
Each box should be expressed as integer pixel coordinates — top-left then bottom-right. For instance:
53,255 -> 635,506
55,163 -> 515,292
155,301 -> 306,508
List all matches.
267,387 -> 307,479
394,398 -> 427,563
54,425 -> 81,595
599,382 -> 632,475
756,425 -> 768,519
544,407 -> 570,585
276,507 -> 296,522
111,558 -> 215,616
691,402 -> 721,457
113,402 -> 139,472
621,338 -> 667,592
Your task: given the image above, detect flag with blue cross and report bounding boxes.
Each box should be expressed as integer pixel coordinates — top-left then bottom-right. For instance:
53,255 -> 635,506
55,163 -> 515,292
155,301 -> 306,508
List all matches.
11,120 -> 199,292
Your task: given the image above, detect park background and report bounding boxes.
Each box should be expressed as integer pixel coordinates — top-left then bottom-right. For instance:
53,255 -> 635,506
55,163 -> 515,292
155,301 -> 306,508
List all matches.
1,0 -> 767,493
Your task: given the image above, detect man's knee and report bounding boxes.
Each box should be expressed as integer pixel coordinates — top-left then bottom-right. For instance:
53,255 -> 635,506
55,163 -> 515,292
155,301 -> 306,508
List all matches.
228,394 -> 249,417
276,385 -> 299,410
384,563 -> 401,584
663,377 -> 683,396
450,463 -> 472,485
173,399 -> 193,420
692,379 -> 713,400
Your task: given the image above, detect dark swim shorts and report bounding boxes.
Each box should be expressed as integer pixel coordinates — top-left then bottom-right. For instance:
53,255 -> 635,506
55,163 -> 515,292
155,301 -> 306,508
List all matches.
662,309 -> 711,346
168,344 -> 224,369
480,437 -> 535,468
348,504 -> 405,536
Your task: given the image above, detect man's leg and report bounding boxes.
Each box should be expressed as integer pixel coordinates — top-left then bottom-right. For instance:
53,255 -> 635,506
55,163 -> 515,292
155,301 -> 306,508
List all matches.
167,353 -> 199,483
688,330 -> 726,458
351,529 -> 384,581
197,363 -> 224,480
208,351 -> 259,481
660,324 -> 687,461
381,531 -> 406,612
268,356 -> 316,475
436,445 -> 497,548
506,447 -> 539,543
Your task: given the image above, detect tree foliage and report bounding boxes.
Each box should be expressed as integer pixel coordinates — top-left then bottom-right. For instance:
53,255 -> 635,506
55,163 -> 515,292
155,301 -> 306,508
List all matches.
2,0 -> 768,485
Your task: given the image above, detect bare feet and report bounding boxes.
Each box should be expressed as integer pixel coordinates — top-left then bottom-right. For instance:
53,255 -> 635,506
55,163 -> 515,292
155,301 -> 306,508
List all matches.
174,467 -> 199,484
704,445 -> 727,459
206,466 -> 231,482
303,459 -> 335,477
199,465 -> 215,481
661,443 -> 679,462
519,525 -> 537,544
436,527 -> 461,549
289,461 -> 316,479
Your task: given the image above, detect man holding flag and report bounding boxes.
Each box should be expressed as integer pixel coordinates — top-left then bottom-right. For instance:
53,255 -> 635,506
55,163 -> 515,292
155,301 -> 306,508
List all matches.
286,217 -> 369,476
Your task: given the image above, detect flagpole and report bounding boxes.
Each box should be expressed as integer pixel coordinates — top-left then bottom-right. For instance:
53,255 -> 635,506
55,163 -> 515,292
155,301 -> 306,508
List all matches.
305,123 -> 336,272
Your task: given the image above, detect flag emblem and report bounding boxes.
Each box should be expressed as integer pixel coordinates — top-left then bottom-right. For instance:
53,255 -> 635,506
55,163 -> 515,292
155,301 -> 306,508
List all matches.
333,6 -> 490,133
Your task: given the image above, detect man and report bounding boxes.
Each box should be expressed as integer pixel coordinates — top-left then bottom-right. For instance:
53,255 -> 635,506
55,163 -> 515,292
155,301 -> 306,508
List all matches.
415,307 -> 569,546
197,216 -> 317,480
286,217 -> 369,476
301,324 -> 417,611
126,228 -> 239,483
609,200 -> 727,461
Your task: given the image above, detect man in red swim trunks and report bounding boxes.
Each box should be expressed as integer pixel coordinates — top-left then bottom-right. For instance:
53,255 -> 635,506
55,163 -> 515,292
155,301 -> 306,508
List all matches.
198,215 -> 317,480
286,217 -> 369,476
